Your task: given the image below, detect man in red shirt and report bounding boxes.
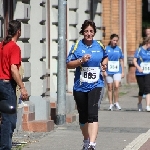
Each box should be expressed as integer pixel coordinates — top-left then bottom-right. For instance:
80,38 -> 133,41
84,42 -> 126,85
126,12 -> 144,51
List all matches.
0,20 -> 28,150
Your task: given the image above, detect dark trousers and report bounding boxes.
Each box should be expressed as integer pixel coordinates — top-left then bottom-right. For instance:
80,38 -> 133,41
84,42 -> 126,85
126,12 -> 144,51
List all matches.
98,87 -> 105,109
0,80 -> 17,150
136,75 -> 145,96
136,74 -> 150,96
73,87 -> 102,124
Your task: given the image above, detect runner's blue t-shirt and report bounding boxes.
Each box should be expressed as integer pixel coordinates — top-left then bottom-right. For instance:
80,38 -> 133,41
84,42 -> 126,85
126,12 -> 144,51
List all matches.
134,47 -> 150,75
66,40 -> 108,92
105,45 -> 124,74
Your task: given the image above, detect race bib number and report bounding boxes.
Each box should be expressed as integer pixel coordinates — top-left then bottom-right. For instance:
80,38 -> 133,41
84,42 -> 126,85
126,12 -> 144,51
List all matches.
108,61 -> 119,72
140,62 -> 150,74
80,67 -> 100,83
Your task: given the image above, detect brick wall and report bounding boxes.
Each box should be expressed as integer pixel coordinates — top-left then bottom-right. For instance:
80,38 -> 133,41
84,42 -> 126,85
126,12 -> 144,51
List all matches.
102,0 -> 120,46
102,0 -> 142,83
126,0 -> 142,56
126,0 -> 142,83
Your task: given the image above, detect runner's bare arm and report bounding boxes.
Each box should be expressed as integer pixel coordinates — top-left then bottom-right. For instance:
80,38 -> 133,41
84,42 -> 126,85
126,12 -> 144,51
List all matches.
67,54 -> 91,69
133,58 -> 140,70
133,58 -> 143,72
120,59 -> 124,77
101,57 -> 108,71
67,59 -> 83,69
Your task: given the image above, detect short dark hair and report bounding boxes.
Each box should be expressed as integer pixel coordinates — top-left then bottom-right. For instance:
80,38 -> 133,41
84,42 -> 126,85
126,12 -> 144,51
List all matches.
79,20 -> 96,35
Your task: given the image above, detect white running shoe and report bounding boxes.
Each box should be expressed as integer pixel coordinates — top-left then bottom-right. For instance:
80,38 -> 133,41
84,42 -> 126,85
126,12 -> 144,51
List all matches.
88,145 -> 96,150
114,102 -> 121,110
146,106 -> 150,112
137,103 -> 143,111
108,104 -> 114,111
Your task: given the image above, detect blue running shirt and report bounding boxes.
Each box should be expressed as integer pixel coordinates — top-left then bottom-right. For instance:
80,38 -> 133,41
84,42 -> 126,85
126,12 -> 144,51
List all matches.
134,47 -> 150,75
105,45 -> 124,74
66,40 -> 108,92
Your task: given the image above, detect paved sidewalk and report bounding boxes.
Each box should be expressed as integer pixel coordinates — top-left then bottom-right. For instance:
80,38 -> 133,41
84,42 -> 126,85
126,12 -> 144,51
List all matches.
20,84 -> 150,150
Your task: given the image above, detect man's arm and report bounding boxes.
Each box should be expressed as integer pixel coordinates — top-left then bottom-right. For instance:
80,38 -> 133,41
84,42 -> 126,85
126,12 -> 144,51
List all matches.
11,64 -> 24,89
11,64 -> 28,100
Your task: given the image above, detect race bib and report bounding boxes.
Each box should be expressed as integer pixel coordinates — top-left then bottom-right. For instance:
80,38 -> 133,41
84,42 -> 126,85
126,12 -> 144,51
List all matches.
80,67 -> 100,83
108,61 -> 119,72
140,62 -> 150,74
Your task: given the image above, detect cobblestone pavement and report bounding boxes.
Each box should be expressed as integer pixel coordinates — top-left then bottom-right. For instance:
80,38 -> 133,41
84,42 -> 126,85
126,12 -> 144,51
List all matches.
12,84 -> 150,150
12,130 -> 51,149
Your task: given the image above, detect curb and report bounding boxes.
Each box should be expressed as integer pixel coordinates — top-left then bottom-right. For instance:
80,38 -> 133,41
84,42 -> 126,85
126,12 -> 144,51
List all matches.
123,129 -> 150,150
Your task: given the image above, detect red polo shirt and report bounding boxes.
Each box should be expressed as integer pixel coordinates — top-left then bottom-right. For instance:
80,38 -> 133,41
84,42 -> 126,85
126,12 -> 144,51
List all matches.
0,41 -> 21,79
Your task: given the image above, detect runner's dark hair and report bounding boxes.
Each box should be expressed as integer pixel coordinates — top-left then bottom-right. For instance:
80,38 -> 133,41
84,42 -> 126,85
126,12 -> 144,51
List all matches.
142,36 -> 150,46
108,34 -> 119,45
79,20 -> 96,35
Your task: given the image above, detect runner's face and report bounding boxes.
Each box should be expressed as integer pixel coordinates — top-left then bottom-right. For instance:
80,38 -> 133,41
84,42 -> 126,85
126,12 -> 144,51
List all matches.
145,29 -> 150,37
111,37 -> 119,47
83,25 -> 95,41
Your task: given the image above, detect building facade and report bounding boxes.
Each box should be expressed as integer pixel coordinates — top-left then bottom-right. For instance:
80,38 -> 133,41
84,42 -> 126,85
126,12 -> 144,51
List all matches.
0,0 -> 103,132
102,0 -> 142,83
0,0 -> 145,132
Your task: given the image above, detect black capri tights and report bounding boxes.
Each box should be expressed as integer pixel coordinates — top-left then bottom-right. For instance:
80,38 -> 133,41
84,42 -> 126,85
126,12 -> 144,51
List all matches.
136,74 -> 150,96
73,87 -> 102,124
